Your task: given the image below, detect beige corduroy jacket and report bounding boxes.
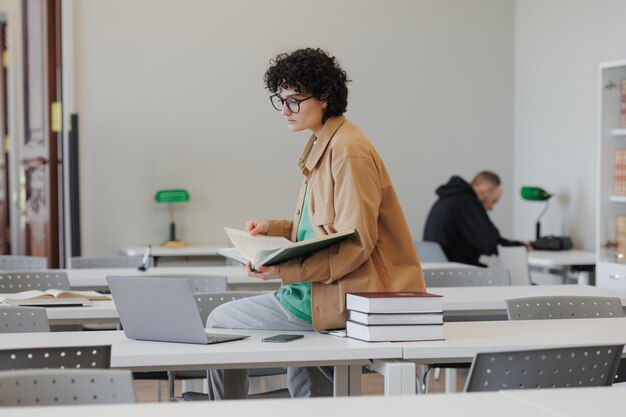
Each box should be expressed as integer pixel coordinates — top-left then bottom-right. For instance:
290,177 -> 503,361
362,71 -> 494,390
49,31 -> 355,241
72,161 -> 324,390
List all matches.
269,116 -> 426,330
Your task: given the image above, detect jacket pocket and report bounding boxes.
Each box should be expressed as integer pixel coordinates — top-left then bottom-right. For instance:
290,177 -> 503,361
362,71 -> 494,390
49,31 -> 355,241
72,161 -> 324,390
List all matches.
312,207 -> 335,226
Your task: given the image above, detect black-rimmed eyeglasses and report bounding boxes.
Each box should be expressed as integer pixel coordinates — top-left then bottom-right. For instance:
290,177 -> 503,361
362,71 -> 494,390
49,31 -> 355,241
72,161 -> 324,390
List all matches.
270,94 -> 313,113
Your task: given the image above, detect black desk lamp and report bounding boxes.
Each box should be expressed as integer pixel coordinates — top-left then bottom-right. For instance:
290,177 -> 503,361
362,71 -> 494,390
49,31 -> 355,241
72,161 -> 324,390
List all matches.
520,186 -> 552,240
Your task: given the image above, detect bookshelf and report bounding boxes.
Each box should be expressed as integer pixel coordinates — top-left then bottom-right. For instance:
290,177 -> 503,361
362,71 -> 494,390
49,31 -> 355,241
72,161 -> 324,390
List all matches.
597,60 -> 626,292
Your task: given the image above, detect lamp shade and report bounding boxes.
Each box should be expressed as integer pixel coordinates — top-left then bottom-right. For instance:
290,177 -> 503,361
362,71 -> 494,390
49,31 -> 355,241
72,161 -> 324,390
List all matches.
155,189 -> 190,203
520,186 -> 552,201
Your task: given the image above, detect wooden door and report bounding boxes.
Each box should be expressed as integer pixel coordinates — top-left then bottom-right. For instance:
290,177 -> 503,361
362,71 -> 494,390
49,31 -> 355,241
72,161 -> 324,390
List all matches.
0,23 -> 10,255
21,0 -> 63,267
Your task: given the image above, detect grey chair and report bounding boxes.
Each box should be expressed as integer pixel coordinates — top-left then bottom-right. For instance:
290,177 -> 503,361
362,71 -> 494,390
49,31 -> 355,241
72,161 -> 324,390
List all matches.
414,241 -> 448,263
69,256 -> 148,269
0,306 -> 50,332
176,291 -> 289,401
0,271 -> 70,292
464,344 -> 623,392
143,275 -> 228,293
0,255 -> 47,271
0,369 -> 135,406
423,268 -> 511,287
505,295 -> 626,384
506,296 -> 624,320
0,345 -> 112,370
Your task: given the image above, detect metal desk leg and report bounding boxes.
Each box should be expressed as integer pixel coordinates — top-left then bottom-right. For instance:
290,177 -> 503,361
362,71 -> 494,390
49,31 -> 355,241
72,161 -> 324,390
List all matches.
334,365 -> 362,396
371,359 -> 416,395
445,368 -> 457,393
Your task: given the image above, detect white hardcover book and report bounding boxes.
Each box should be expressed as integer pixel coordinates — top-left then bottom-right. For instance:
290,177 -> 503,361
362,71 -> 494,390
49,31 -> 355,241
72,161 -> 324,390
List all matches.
346,321 -> 444,342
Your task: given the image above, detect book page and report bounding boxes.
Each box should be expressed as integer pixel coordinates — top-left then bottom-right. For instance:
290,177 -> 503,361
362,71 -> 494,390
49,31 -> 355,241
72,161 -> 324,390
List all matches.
224,227 -> 291,264
0,290 -> 50,301
45,289 -> 111,301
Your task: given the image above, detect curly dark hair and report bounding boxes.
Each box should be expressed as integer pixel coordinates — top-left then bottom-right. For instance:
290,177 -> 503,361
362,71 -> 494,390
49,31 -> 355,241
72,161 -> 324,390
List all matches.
264,48 -> 349,122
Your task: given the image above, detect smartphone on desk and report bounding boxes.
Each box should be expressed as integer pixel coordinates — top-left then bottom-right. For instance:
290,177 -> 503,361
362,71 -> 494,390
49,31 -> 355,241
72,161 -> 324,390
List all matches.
262,334 -> 304,343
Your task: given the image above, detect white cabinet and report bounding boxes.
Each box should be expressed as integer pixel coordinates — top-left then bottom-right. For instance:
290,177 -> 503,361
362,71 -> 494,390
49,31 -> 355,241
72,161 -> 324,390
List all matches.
596,60 -> 626,291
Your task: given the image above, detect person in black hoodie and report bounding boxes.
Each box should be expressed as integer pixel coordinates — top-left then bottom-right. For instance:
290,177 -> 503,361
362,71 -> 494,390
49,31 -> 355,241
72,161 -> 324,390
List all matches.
423,171 -> 527,266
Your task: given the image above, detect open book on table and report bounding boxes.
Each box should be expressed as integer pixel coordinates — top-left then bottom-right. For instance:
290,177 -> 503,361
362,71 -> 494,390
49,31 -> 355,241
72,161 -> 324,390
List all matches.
221,227 -> 355,268
0,289 -> 111,303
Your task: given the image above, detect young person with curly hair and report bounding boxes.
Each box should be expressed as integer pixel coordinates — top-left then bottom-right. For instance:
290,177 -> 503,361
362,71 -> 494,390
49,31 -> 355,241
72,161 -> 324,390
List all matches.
207,48 -> 425,399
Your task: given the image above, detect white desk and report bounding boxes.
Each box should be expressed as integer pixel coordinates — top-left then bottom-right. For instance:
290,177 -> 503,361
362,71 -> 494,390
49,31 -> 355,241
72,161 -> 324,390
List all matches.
0,330 -> 404,396
63,262 -> 471,291
64,266 -> 278,291
0,390 -> 559,417
528,250 -> 596,285
403,317 -> 626,365
434,284 -> 626,321
121,245 -> 226,267
42,284 -> 626,326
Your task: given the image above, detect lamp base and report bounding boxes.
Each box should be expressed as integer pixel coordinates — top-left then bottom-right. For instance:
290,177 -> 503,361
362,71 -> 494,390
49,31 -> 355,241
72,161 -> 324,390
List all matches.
162,240 -> 187,248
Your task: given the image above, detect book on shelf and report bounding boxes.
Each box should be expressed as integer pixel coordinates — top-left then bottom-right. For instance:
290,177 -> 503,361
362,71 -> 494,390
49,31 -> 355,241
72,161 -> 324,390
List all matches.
346,320 -> 444,342
621,78 -> 626,129
346,291 -> 443,314
614,149 -> 626,196
348,310 -> 443,326
0,289 -> 110,307
617,215 -> 626,255
221,227 -> 355,267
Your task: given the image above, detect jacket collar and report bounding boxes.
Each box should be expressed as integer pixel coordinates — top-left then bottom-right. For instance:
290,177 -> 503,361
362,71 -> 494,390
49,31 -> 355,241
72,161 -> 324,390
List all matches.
298,116 -> 346,176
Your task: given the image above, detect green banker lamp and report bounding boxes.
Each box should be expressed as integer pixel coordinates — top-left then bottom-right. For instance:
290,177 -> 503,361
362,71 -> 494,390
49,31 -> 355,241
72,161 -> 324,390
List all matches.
155,189 -> 190,248
520,186 -> 552,240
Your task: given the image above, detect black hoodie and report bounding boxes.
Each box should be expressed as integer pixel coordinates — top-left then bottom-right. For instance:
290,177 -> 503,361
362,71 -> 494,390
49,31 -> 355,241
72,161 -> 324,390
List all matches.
423,176 -> 517,266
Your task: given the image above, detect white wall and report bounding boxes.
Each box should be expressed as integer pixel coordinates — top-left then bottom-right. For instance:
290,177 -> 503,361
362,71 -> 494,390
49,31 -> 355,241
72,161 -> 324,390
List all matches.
514,0 -> 626,249
73,0 -> 515,255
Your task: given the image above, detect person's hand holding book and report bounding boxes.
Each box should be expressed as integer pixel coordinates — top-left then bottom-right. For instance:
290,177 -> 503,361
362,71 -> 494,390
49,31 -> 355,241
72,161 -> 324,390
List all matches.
245,219 -> 270,236
244,219 -> 281,280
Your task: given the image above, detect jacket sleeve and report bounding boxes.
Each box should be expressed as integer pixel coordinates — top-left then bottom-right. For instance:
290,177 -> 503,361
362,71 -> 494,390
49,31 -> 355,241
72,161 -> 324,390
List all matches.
266,220 -> 293,239
280,156 -> 382,285
457,201 -> 501,256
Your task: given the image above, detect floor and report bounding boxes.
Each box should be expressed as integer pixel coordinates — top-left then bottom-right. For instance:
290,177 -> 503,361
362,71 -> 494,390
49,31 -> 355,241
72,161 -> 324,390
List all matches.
133,368 -> 469,402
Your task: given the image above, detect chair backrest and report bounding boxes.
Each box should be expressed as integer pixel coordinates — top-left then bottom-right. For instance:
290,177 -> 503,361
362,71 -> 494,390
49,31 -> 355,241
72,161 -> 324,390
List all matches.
143,275 -> 228,293
464,344 -> 623,392
423,268 -> 511,287
0,345 -> 111,370
69,256 -> 147,269
0,306 -> 50,333
195,291 -> 264,325
506,296 -> 624,320
414,241 -> 448,263
0,368 -> 135,406
0,256 -> 47,271
497,245 -> 531,286
0,271 -> 71,293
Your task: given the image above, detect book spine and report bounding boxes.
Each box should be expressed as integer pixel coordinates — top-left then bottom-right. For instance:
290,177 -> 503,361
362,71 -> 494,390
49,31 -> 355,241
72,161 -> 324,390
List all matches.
615,149 -> 626,196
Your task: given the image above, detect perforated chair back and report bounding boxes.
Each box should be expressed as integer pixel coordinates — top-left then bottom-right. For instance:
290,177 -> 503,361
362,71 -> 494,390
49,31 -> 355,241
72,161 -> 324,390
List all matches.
69,256 -> 148,269
0,368 -> 135,406
0,271 -> 70,293
506,296 -> 624,320
0,256 -> 47,271
142,275 -> 228,293
194,291 -> 264,324
423,268 -> 511,287
414,241 -> 448,262
464,344 -> 623,392
0,345 -> 111,370
0,306 -> 50,333
497,245 -> 531,286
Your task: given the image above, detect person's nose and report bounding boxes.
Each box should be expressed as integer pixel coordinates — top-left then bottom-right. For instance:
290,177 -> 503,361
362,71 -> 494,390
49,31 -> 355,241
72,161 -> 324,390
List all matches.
281,103 -> 292,116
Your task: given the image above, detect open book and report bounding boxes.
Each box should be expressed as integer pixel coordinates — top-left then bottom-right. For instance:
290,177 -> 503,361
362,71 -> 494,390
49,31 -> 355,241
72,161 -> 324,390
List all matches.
221,227 -> 355,267
0,289 -> 111,303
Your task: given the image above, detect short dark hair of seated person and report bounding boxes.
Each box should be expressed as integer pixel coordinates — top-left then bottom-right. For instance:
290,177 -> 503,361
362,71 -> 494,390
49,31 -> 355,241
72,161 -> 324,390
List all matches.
422,171 -> 525,266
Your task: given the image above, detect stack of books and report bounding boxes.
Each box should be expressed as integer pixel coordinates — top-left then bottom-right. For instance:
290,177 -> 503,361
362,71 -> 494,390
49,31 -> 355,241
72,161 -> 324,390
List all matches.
345,291 -> 444,342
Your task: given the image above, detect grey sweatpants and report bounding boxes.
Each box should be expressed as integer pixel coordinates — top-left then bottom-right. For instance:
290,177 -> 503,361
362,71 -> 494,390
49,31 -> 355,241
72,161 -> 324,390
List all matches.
206,291 -> 334,399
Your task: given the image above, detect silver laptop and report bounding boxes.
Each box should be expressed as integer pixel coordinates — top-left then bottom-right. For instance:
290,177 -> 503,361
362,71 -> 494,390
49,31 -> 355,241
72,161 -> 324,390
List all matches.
107,276 -> 249,345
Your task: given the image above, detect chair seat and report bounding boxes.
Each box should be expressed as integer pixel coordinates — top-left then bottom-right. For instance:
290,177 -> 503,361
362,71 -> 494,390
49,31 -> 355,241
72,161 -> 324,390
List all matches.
181,388 -> 291,401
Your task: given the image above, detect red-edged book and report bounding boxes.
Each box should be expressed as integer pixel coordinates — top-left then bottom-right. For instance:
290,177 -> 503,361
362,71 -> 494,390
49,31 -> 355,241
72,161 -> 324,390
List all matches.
346,291 -> 443,314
